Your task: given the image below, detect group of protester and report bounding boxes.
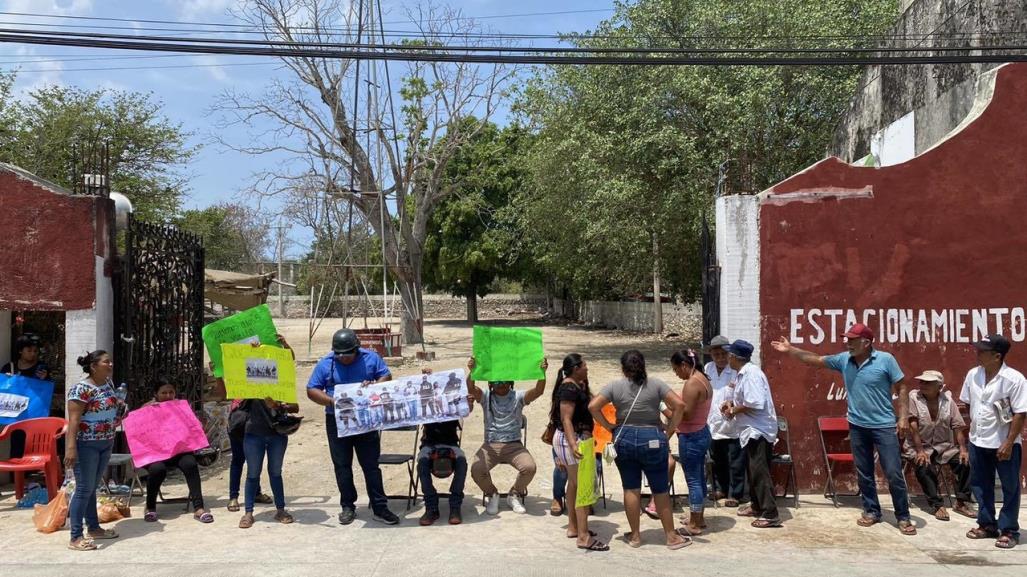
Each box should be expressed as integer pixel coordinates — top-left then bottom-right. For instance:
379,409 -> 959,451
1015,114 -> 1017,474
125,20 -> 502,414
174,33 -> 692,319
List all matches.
55,323 -> 1026,552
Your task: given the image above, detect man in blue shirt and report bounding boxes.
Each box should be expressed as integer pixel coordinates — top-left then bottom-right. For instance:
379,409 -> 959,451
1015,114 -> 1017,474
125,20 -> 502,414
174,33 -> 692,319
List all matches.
772,323 -> 914,535
307,328 -> 399,526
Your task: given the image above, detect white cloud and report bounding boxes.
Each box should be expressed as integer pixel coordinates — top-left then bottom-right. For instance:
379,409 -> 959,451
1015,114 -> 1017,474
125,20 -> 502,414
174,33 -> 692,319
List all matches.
2,0 -> 95,93
3,0 -> 94,15
173,0 -> 235,20
193,54 -> 229,83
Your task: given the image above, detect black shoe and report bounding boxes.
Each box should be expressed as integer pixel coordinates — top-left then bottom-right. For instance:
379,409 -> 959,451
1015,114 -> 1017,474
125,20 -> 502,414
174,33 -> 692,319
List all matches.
448,509 -> 462,525
338,507 -> 356,525
420,510 -> 440,526
373,509 -> 400,525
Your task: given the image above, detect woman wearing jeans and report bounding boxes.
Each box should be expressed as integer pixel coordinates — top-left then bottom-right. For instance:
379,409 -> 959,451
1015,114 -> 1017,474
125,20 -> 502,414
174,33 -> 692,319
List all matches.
590,350 -> 689,550
64,350 -> 125,551
668,349 -> 712,535
238,395 -> 299,528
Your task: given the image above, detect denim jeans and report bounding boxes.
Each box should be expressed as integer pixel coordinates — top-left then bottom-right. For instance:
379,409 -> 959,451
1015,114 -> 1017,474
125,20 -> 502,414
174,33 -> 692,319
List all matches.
243,432 -> 287,512
407,400 -> 419,420
325,414 -> 388,512
553,448 -> 602,501
613,426 -> 670,493
229,430 -> 262,500
970,442 -> 1022,537
356,408 -> 370,428
68,439 -> 114,540
416,446 -> 467,511
678,426 -> 712,512
849,424 -> 910,521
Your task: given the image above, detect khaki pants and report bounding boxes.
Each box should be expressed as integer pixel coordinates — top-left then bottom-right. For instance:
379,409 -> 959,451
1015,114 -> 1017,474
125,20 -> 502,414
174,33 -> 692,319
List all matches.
470,441 -> 537,496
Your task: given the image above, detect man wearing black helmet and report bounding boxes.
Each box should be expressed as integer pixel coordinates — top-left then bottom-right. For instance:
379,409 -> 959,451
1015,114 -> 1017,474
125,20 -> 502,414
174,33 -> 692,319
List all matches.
307,328 -> 399,525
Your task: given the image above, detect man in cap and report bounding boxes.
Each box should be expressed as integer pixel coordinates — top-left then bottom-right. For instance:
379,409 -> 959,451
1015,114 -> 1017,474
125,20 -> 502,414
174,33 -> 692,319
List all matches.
961,334 -> 1027,549
307,328 -> 399,525
720,339 -> 781,527
704,335 -> 747,507
904,370 -> 973,521
772,323 -> 915,535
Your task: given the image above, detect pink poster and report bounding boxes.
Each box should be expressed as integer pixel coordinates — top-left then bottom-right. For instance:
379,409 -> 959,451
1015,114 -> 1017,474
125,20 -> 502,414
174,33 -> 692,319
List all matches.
123,400 -> 210,468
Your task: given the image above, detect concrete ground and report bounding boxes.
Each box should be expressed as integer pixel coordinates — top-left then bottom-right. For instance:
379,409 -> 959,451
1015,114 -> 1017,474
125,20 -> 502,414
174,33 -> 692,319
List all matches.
2,317 -> 1027,576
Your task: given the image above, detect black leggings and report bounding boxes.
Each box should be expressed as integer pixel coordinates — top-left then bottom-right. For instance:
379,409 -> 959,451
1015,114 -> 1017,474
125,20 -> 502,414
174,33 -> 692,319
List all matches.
145,453 -> 205,512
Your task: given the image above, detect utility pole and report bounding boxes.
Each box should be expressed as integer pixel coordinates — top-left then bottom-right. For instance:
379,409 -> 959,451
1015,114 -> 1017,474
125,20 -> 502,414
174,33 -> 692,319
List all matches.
275,223 -> 286,318
652,231 -> 663,335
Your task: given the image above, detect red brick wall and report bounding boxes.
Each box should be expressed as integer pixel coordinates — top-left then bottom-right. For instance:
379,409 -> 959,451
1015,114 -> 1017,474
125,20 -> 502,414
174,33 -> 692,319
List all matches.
758,63 -> 1027,491
0,171 -> 100,310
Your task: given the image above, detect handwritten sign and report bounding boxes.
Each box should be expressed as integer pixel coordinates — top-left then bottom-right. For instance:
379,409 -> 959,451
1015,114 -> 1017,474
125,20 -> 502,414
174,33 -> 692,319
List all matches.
201,305 -> 279,377
471,326 -> 545,382
123,400 -> 210,468
221,344 -> 297,403
0,375 -> 54,425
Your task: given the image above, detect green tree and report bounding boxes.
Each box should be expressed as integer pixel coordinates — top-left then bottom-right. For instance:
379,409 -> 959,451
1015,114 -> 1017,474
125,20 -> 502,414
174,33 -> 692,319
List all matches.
516,0 -> 898,315
422,121 -> 529,322
175,204 -> 271,270
0,78 -> 195,220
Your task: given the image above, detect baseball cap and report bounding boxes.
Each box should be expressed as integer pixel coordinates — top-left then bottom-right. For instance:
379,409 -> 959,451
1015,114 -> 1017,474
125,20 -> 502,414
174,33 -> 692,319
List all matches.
974,334 -> 1011,355
843,323 -> 875,341
914,370 -> 944,384
725,339 -> 754,360
704,335 -> 730,351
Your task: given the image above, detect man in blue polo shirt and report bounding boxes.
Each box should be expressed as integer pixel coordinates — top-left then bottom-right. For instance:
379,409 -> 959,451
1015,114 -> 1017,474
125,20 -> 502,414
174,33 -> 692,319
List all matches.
307,328 -> 400,526
772,323 -> 914,535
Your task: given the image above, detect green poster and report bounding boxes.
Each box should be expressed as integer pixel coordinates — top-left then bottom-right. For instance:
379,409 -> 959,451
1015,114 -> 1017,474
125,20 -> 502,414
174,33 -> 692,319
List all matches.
576,438 -> 599,508
221,344 -> 297,403
471,326 -> 544,382
201,304 -> 279,377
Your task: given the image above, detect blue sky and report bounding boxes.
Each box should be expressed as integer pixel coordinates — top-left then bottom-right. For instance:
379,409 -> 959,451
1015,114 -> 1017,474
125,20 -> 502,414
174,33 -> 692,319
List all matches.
0,0 -> 613,257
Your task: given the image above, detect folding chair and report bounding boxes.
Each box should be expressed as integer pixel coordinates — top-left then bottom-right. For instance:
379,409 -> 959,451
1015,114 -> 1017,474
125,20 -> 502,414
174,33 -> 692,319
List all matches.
818,416 -> 856,507
380,425 -> 420,510
414,421 -> 464,504
595,452 -> 607,508
771,416 -> 799,508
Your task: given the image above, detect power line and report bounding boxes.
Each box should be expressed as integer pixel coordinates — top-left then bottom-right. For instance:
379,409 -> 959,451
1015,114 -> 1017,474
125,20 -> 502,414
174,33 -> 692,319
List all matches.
1,60 -> 274,73
0,28 -> 1023,66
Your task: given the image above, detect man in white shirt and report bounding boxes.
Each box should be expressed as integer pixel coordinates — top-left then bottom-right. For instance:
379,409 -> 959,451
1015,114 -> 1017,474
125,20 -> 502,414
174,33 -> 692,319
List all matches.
961,334 -> 1027,549
705,335 -> 747,507
720,340 -> 780,528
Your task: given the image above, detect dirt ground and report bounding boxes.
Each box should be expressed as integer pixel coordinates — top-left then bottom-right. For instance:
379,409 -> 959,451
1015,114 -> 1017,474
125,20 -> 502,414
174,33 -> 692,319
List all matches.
3,316 -> 1027,576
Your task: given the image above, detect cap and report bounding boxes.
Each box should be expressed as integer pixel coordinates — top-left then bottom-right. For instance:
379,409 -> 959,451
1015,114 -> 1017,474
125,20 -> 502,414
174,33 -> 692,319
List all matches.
914,370 -> 944,384
332,328 -> 360,354
704,335 -> 730,351
843,323 -> 875,341
725,339 -> 754,360
974,334 -> 1011,355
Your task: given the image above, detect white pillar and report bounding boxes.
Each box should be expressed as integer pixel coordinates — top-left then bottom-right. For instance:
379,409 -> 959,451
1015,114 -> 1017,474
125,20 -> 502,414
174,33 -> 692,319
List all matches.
716,195 -> 763,363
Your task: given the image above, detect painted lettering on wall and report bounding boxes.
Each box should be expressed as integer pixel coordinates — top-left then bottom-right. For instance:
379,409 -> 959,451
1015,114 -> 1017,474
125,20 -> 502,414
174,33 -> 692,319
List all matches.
789,307 -> 1027,345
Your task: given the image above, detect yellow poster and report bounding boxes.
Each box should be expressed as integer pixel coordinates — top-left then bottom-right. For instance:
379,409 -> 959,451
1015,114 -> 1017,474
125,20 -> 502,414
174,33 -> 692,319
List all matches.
221,344 -> 297,403
576,438 -> 599,508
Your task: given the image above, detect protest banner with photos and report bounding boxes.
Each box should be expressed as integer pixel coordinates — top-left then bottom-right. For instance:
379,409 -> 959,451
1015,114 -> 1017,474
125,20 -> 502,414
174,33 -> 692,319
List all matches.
201,304 -> 279,377
0,374 -> 54,426
333,369 -> 469,438
123,400 -> 210,468
221,344 -> 297,403
471,326 -> 545,382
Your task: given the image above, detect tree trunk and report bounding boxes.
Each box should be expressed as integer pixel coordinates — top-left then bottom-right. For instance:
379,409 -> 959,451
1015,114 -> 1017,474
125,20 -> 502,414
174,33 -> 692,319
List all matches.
466,284 -> 479,324
652,233 -> 664,334
398,278 -> 424,345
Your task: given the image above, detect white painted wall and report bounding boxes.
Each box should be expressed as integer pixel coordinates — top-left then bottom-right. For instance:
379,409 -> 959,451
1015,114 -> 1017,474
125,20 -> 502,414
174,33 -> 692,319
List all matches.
870,110 -> 916,167
94,255 -> 114,355
716,195 -> 762,363
64,309 -> 97,387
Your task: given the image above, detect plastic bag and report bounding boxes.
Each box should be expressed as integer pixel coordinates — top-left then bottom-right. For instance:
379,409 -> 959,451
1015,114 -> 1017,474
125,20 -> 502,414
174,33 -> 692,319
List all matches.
97,501 -> 124,523
32,489 -> 69,533
97,492 -> 131,522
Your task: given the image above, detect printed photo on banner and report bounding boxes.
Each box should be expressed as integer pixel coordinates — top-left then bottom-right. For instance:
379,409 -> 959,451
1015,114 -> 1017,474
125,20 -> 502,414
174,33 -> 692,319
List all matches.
333,369 -> 470,438
221,343 -> 298,403
0,374 -> 55,425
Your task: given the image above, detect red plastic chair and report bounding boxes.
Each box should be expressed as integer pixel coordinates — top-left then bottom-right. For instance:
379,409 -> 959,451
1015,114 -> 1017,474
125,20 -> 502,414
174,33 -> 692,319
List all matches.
0,417 -> 67,500
817,416 -> 855,507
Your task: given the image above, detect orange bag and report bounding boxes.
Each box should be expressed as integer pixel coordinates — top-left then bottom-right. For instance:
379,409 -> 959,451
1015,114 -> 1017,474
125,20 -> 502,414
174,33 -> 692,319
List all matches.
97,502 -> 124,523
32,490 -> 69,533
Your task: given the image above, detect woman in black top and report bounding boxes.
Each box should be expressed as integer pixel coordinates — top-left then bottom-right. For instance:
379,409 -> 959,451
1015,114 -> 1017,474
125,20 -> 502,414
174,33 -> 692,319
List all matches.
548,353 -> 606,552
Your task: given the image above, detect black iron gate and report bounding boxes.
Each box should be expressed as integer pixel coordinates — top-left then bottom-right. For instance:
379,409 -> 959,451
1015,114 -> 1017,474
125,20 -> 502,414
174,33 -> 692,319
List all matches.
700,213 -> 720,351
114,215 -> 205,409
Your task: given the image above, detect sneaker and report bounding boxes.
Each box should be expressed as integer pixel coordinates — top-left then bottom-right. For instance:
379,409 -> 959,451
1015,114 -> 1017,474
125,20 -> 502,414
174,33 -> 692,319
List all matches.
485,493 -> 500,515
338,507 -> 356,525
448,509 -> 462,525
373,508 -> 400,525
419,509 -> 440,526
508,493 -> 527,514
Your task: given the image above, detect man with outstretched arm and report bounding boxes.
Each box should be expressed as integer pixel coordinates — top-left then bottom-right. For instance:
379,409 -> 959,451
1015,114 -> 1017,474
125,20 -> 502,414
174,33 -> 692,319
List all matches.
771,323 -> 915,535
